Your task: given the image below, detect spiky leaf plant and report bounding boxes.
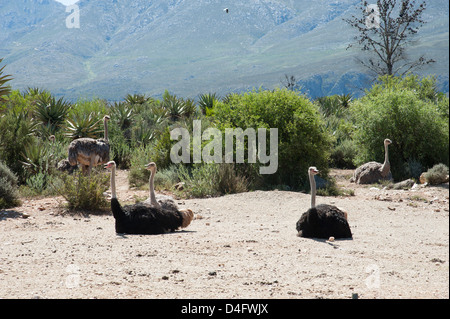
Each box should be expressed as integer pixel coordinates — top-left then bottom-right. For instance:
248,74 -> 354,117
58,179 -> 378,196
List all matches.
34,94 -> 71,135
198,93 -> 218,115
65,112 -> 104,140
161,91 -> 186,121
0,58 -> 12,101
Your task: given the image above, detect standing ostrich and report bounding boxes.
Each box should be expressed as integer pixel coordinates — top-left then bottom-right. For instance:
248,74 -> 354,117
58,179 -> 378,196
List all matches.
104,161 -> 193,235
68,115 -> 110,175
142,162 -> 178,213
351,139 -> 393,184
296,167 -> 352,239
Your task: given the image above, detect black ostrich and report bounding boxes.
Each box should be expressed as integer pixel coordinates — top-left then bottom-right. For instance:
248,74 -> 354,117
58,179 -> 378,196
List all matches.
296,167 -> 352,239
104,161 -> 194,235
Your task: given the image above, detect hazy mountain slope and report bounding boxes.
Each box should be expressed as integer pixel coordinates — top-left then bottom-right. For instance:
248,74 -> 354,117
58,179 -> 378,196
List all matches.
1,0 -> 448,100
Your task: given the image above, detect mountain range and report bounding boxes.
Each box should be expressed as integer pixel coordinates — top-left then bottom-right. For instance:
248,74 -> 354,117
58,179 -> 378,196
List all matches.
1,0 -> 448,101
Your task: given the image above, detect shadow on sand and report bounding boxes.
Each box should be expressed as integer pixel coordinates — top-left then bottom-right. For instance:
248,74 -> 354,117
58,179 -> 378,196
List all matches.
115,229 -> 197,238
0,210 -> 27,221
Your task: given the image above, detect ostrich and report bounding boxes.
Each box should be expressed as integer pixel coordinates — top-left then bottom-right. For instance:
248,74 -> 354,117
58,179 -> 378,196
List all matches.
104,161 -> 194,235
142,162 -> 178,213
68,115 -> 110,175
296,167 -> 352,239
351,139 -> 393,184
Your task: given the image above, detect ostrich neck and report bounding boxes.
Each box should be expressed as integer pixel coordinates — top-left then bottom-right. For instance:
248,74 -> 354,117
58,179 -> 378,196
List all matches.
104,119 -> 109,142
381,143 -> 390,176
149,170 -> 159,207
110,166 -> 117,199
310,171 -> 316,208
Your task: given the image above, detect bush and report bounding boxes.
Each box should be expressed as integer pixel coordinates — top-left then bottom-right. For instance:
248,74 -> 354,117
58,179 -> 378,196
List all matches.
178,163 -> 248,198
214,88 -> 332,190
315,95 -> 356,168
424,164 -> 449,185
55,171 -> 109,211
154,165 -> 181,191
0,161 -> 20,209
351,76 -> 449,181
330,139 -> 357,169
0,109 -> 37,181
128,145 -> 152,188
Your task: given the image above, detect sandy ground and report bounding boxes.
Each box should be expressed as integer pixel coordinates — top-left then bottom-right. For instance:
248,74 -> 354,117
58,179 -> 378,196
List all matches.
0,169 -> 448,299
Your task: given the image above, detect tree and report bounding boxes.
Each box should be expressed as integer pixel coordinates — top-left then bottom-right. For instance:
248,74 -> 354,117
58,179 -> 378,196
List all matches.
350,75 -> 449,180
0,58 -> 12,102
281,74 -> 300,91
345,0 -> 435,76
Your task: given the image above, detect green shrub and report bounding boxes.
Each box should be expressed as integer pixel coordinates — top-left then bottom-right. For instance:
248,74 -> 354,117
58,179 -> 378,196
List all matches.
178,163 -> 248,198
25,172 -> 47,195
149,127 -> 176,170
55,171 -> 109,211
330,139 -> 357,169
0,162 -> 20,209
216,163 -> 249,195
154,165 -> 181,191
424,164 -> 449,185
177,164 -> 219,198
128,145 -> 152,188
351,77 -> 449,181
214,88 -> 332,190
404,158 -> 424,181
315,95 -> 356,168
0,109 -> 37,181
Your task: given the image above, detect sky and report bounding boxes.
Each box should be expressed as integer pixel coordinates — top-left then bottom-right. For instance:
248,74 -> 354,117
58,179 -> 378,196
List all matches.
53,0 -> 79,5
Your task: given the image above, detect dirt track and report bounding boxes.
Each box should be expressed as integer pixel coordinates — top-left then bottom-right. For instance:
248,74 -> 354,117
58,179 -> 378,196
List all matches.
0,169 -> 448,299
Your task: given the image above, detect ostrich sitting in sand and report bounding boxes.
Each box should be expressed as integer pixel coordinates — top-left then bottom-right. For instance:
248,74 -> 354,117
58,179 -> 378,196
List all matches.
296,167 -> 352,239
68,115 -> 110,175
351,139 -> 393,184
142,162 -> 179,213
104,161 -> 193,235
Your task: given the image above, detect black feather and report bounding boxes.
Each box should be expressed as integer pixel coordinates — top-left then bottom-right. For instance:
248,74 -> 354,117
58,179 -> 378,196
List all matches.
296,204 -> 352,239
111,198 -> 184,235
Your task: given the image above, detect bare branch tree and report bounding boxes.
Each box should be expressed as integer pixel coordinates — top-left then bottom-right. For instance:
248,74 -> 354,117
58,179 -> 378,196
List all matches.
281,74 -> 299,91
344,0 -> 435,76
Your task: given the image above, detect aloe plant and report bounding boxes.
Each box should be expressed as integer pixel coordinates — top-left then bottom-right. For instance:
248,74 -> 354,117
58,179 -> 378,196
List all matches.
65,112 -> 104,139
147,104 -> 168,126
124,93 -> 149,105
198,93 -> 218,115
0,58 -> 12,101
161,91 -> 186,121
132,124 -> 155,147
34,94 -> 71,135
110,101 -> 134,130
20,141 -> 53,176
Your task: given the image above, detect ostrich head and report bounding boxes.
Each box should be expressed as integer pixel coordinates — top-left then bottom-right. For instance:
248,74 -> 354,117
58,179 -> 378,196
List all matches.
104,160 -> 116,170
384,139 -> 392,146
103,115 -> 111,122
48,135 -> 56,142
309,166 -> 319,176
145,162 -> 157,174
